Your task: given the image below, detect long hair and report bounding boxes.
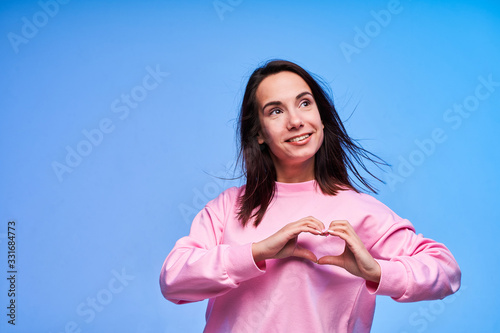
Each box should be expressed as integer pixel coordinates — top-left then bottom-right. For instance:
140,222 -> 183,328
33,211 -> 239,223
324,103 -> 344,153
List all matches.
237,60 -> 386,227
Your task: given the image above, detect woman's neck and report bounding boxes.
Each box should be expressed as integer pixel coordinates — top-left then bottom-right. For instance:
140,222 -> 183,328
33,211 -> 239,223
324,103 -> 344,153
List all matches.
274,159 -> 315,183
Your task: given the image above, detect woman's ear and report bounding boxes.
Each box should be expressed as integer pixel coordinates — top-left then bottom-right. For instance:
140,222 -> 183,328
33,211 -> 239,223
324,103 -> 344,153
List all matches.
257,132 -> 265,145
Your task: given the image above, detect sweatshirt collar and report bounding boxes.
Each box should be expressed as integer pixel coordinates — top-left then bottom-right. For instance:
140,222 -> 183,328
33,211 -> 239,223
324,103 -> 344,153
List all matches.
275,179 -> 318,194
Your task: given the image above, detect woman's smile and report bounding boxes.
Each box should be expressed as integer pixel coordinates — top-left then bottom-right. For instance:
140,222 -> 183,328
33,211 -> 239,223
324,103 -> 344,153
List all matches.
286,133 -> 312,144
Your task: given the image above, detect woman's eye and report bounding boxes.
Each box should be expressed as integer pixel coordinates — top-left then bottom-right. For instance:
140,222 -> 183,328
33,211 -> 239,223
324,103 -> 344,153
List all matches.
300,100 -> 311,108
270,108 -> 282,115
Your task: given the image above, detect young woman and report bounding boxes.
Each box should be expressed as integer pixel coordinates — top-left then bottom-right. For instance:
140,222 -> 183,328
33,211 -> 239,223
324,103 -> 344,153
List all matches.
160,60 -> 461,332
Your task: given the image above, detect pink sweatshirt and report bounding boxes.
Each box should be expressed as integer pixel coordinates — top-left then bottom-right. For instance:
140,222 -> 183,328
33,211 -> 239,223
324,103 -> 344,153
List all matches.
160,180 -> 461,332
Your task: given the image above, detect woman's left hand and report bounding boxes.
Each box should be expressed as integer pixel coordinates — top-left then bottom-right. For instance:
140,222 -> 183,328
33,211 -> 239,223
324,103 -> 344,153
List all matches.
317,220 -> 381,283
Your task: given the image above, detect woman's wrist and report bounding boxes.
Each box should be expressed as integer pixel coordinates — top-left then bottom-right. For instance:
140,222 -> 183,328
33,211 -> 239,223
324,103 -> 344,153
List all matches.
252,242 -> 267,263
364,261 -> 381,284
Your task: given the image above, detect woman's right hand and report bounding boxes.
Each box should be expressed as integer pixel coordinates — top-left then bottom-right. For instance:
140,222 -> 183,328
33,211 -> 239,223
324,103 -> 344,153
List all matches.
251,216 -> 326,264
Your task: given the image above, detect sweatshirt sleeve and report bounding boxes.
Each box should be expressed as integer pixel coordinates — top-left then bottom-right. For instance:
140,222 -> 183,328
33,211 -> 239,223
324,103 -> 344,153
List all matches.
159,188 -> 266,304
365,216 -> 461,302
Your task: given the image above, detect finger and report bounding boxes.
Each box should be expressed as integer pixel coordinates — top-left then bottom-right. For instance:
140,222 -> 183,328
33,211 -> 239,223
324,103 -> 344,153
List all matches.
327,220 -> 356,238
298,216 -> 326,233
328,219 -> 351,230
308,228 -> 323,236
288,224 -> 323,237
327,229 -> 361,249
327,227 -> 348,235
308,216 -> 326,231
326,228 -> 350,240
292,245 -> 318,262
317,255 -> 343,266
295,224 -> 323,236
327,228 -> 368,260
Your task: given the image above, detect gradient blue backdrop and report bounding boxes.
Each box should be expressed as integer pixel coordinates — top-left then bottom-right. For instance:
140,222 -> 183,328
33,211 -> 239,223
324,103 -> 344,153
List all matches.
1,0 -> 499,332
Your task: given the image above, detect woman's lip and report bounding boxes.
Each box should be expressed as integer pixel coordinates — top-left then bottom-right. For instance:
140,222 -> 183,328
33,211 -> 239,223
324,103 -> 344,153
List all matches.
286,133 -> 312,142
286,133 -> 312,145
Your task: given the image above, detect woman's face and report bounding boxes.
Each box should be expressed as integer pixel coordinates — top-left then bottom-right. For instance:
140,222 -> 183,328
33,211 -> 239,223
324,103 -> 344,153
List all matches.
256,71 -> 324,180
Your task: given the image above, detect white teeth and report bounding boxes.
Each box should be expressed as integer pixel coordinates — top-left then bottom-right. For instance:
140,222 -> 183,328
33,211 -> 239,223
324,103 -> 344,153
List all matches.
288,134 -> 310,142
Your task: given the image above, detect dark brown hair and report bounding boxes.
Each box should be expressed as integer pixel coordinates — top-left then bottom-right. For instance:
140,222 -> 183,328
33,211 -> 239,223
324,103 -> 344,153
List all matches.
237,60 -> 385,227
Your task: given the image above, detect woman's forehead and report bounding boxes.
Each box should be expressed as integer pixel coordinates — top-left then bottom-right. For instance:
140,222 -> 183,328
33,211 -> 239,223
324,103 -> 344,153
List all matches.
256,71 -> 312,107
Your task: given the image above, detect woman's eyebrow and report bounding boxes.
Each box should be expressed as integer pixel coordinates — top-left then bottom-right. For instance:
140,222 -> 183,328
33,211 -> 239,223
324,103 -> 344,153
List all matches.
261,100 -> 282,112
296,91 -> 313,100
261,91 -> 313,112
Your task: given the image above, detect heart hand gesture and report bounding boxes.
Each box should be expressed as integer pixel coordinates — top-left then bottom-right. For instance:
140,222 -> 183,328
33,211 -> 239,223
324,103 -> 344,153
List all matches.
252,218 -> 381,283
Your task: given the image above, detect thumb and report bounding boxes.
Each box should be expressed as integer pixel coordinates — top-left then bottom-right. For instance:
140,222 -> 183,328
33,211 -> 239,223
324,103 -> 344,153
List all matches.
292,245 -> 318,263
317,255 -> 343,266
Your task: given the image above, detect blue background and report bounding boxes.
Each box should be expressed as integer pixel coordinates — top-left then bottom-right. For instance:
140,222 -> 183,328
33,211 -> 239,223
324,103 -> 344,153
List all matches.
1,0 -> 499,332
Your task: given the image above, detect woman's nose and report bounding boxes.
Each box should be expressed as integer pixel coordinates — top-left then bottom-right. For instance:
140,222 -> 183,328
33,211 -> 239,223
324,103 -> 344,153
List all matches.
287,110 -> 304,130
